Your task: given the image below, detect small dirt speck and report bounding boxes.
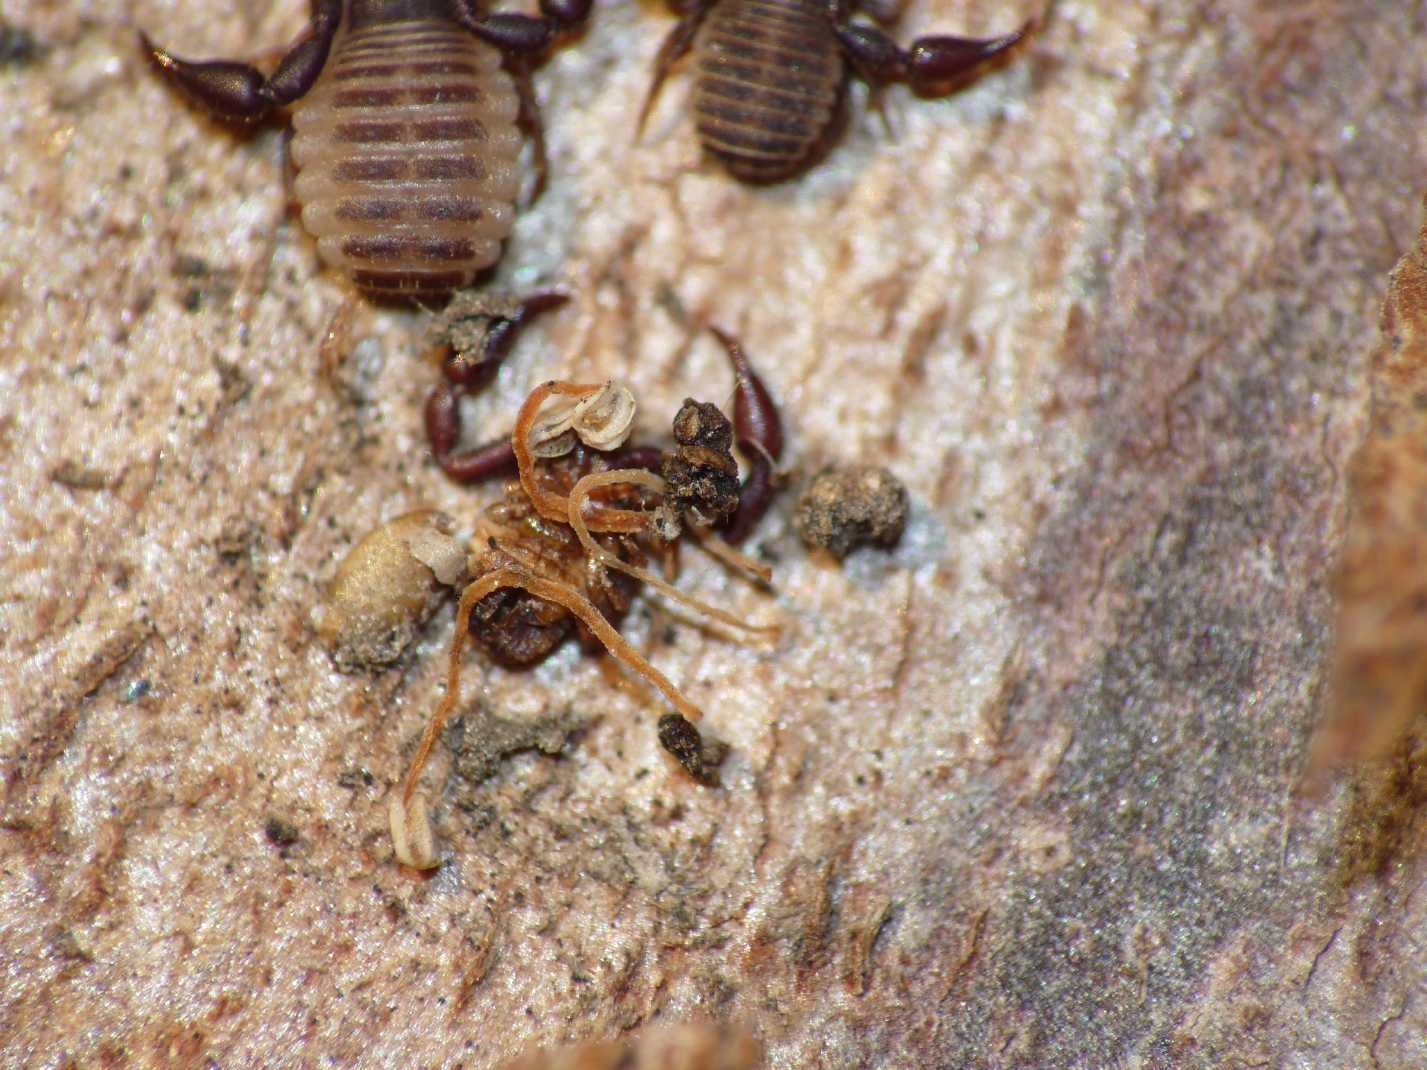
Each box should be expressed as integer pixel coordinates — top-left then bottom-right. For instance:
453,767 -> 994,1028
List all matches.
264,817 -> 300,848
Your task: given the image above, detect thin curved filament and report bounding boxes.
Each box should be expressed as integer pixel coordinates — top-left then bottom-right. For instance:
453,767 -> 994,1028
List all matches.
568,470 -> 779,636
513,381 -> 650,533
401,565 -> 707,805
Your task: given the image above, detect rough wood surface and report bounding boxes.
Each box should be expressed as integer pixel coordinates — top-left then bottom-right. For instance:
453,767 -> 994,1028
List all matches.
3,1 -> 1425,1067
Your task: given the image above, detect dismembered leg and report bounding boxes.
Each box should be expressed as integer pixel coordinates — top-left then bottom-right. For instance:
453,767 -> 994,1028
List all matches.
425,291 -> 569,483
636,0 -> 713,136
707,326 -> 785,544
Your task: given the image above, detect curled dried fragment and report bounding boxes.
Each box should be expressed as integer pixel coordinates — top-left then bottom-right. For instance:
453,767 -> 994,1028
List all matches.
656,399 -> 742,532
318,510 -> 468,672
400,563 -> 712,814
527,380 -> 637,458
514,381 -> 650,533
466,463 -> 644,667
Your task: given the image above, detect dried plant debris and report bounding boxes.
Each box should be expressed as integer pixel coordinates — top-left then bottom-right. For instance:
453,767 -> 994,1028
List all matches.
447,706 -> 586,791
501,1022 -> 761,1070
1335,733 -> 1427,887
654,400 -> 743,535
427,291 -> 569,379
1316,214 -> 1427,879
317,510 -> 468,673
794,465 -> 909,559
1319,215 -> 1427,774
465,458 -> 645,668
389,379 -> 778,866
657,713 -> 729,786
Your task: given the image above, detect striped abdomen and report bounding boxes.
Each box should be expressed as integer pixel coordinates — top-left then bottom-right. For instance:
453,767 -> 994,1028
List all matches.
290,18 -> 521,298
692,0 -> 846,182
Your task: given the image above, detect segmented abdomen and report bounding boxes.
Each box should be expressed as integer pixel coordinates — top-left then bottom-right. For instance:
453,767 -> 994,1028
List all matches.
692,0 -> 845,182
290,18 -> 521,298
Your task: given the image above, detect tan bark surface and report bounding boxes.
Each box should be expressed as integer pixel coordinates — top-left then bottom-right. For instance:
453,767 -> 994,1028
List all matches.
3,0 -> 1425,1066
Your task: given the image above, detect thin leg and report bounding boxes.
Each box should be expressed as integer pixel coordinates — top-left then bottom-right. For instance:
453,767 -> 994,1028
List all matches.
140,0 -> 340,122
451,0 -> 591,199
637,2 -> 711,137
510,63 -> 550,204
425,291 -> 569,483
836,16 -> 1034,98
425,387 -> 519,482
708,326 -> 784,543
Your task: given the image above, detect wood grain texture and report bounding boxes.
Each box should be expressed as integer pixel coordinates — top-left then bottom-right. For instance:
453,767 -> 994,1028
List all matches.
3,1 -> 1426,1067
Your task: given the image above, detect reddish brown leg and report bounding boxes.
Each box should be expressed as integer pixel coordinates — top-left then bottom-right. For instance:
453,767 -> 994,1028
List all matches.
836,16 -> 1034,98
425,291 -> 569,483
510,62 -> 550,205
637,0 -> 713,136
139,0 -> 340,122
707,326 -> 784,544
450,0 -> 592,201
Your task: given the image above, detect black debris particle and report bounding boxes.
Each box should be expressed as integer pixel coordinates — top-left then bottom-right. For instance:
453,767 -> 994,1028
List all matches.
337,768 -> 376,790
794,465 -> 909,559
45,924 -> 92,963
264,817 -> 300,848
657,713 -> 728,786
657,400 -> 741,531
172,254 -> 237,311
0,20 -> 42,67
215,515 -> 257,561
50,460 -> 114,491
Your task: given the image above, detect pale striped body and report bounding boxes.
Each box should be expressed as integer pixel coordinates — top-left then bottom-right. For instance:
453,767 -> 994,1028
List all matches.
692,0 -> 845,182
291,16 -> 522,297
